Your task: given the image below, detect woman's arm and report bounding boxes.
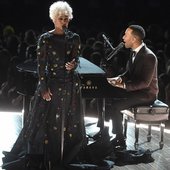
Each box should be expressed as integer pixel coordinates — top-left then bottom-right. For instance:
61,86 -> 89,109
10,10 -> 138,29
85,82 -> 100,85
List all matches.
37,34 -> 52,101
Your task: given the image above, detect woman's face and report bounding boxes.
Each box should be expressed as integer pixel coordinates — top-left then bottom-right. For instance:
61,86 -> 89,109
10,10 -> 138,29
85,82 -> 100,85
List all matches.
54,15 -> 70,31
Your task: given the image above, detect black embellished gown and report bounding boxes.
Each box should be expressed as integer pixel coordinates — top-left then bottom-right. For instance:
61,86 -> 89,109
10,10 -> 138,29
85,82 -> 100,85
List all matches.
2,31 -> 87,169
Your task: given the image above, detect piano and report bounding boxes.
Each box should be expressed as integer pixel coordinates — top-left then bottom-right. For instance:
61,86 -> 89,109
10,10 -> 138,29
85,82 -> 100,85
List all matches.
16,57 -> 109,96
17,57 -> 108,128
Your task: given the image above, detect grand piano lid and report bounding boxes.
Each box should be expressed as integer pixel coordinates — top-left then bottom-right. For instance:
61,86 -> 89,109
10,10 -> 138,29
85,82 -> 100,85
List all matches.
17,59 -> 37,73
16,57 -> 105,75
76,57 -> 105,75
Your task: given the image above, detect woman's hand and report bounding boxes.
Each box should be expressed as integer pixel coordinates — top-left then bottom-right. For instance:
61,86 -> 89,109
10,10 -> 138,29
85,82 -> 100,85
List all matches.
65,59 -> 76,71
42,88 -> 52,101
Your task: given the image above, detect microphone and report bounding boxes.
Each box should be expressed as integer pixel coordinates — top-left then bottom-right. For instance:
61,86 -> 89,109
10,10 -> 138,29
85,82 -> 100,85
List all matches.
106,42 -> 124,61
63,26 -> 70,40
102,34 -> 114,50
62,26 -> 69,35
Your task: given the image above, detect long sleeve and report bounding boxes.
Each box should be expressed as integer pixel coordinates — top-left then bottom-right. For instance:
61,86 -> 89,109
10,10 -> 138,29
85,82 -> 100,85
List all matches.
125,54 -> 157,91
67,33 -> 81,69
120,46 -> 158,94
37,34 -> 48,94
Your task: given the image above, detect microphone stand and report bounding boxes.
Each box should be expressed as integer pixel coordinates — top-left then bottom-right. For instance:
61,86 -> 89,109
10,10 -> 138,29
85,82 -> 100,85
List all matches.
60,97 -> 65,164
102,34 -> 115,50
102,34 -> 115,62
102,34 -> 124,61
106,42 -> 124,61
95,35 -> 113,137
60,27 -> 69,164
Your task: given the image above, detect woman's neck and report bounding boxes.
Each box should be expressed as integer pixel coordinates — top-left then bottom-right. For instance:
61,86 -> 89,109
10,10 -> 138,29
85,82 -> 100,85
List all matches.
51,28 -> 64,35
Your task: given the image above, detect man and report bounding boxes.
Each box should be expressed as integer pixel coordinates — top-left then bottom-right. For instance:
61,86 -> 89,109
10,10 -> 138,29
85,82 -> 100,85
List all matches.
105,25 -> 159,148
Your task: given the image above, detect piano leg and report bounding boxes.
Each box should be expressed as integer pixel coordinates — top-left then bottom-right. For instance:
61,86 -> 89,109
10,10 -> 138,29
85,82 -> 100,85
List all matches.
82,98 -> 86,116
82,97 -> 105,130
21,94 -> 31,126
82,97 -> 110,140
96,98 -> 105,131
93,98 -> 111,140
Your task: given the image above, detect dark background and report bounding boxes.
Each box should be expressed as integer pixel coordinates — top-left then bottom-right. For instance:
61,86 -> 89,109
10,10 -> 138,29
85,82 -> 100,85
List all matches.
0,0 -> 170,43
1,0 -> 170,123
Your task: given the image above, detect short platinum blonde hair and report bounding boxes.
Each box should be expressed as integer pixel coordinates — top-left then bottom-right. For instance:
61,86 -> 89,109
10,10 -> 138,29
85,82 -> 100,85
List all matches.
49,1 -> 73,21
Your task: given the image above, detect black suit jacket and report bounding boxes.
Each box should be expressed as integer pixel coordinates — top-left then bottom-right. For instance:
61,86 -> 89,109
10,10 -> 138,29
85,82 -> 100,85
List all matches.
121,44 -> 159,98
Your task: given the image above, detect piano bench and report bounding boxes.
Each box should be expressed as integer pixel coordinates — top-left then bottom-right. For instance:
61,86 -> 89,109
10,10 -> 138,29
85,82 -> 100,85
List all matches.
121,100 -> 169,149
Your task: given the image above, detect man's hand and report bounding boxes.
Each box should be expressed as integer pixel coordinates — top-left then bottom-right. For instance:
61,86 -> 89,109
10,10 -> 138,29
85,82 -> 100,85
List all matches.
114,82 -> 125,89
107,76 -> 122,85
107,76 -> 125,89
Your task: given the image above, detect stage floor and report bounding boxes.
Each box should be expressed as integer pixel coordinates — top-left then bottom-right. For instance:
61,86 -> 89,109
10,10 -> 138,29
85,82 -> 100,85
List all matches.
0,111 -> 170,169
0,99 -> 170,169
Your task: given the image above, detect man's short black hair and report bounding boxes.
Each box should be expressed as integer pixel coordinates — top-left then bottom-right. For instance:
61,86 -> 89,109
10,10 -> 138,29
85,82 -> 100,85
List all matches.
129,25 -> 145,40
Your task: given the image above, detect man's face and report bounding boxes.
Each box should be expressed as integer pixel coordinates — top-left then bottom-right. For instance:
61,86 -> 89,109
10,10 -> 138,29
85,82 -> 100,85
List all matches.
123,28 -> 135,49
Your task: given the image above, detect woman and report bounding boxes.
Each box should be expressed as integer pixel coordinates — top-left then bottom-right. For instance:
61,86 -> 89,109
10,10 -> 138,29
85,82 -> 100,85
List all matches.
2,1 -> 86,169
